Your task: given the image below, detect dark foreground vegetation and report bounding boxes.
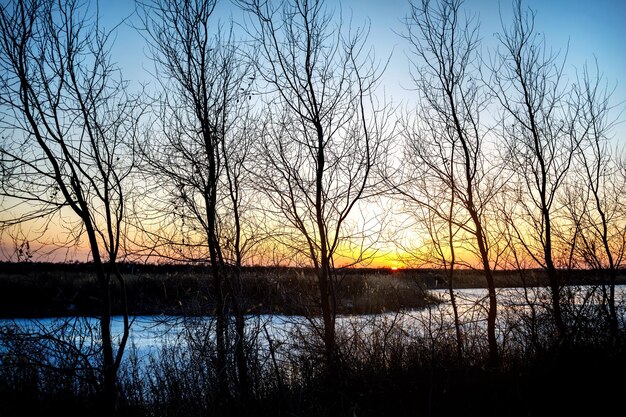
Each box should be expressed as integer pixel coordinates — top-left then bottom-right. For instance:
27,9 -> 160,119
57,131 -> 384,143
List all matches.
1,263 -> 625,417
1,282 -> 625,417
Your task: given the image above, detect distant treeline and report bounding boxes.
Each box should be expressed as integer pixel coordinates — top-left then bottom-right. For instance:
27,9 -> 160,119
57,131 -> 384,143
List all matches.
0,262 -> 436,318
2,261 -> 624,318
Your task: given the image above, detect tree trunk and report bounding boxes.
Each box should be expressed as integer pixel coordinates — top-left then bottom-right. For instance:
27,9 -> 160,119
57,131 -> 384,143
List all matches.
318,262 -> 337,368
86,224 -> 116,412
472,212 -> 498,367
544,230 -> 567,343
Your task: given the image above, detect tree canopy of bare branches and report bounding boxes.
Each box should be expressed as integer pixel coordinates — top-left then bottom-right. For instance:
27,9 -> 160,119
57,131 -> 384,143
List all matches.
399,0 -> 505,366
240,0 -> 389,367
490,0 -> 581,341
0,0 -> 143,409
136,0 -> 260,401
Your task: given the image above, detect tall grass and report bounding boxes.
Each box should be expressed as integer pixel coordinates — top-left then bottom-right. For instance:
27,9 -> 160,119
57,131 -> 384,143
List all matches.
0,264 -> 434,317
1,282 -> 625,416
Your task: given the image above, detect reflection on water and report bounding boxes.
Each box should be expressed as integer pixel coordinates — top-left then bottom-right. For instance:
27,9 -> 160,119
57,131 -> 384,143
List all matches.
1,285 -> 625,360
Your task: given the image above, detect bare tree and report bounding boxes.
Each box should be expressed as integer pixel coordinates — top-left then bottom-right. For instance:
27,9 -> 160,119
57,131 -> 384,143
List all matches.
137,0 -> 259,402
569,63 -> 623,341
240,0 -> 388,368
400,0 -> 503,366
397,188 -> 465,361
490,0 -> 581,342
0,0 -> 141,410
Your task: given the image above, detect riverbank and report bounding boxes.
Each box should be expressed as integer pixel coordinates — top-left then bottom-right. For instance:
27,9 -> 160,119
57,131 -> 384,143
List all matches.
1,290 -> 625,417
0,262 -> 436,318
2,262 -> 624,318
2,275 -> 625,417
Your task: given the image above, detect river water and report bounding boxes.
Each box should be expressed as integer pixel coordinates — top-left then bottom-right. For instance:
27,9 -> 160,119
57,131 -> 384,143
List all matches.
1,285 -> 624,362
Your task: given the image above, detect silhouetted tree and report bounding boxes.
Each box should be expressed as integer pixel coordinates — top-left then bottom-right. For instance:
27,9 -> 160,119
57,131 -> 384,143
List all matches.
569,63 -> 623,341
399,196 -> 465,361
490,0 -> 581,342
240,0 -> 388,368
137,0 -> 259,403
400,0 -> 503,366
0,0 -> 142,410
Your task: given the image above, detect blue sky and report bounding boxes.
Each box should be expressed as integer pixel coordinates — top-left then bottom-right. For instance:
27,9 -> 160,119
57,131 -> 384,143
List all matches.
357,0 -> 625,112
101,0 -> 625,135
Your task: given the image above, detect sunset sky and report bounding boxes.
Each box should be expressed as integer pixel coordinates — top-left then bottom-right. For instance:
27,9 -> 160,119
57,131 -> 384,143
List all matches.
1,0 -> 625,265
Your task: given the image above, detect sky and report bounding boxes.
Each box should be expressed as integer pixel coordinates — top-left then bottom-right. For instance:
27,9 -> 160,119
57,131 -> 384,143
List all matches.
3,0 -> 625,264
102,0 -> 626,126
